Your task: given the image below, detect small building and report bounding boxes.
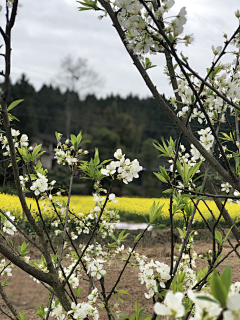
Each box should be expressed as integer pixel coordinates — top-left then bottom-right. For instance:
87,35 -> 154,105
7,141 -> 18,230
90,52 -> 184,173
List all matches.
33,133 -> 57,170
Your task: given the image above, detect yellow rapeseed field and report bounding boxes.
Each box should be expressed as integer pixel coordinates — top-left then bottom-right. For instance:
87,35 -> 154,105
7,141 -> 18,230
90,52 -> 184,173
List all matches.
1,193 -> 240,226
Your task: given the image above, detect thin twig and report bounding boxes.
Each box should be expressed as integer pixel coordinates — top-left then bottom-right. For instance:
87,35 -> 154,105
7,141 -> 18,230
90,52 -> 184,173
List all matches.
106,225 -> 149,301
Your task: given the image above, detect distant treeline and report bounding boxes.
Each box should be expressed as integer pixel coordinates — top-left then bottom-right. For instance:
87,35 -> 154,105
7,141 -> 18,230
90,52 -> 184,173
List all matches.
7,74 -> 194,160
2,74 -> 219,196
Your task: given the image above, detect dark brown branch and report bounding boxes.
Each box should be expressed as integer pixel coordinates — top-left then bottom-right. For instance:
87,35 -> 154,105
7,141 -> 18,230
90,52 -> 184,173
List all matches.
9,0 -> 19,29
0,306 -> 16,320
0,241 -> 54,285
0,282 -> 18,319
0,27 -> 7,42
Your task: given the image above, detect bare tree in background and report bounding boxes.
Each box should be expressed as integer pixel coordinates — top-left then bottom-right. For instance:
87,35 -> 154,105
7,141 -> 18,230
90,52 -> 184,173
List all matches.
56,55 -> 104,137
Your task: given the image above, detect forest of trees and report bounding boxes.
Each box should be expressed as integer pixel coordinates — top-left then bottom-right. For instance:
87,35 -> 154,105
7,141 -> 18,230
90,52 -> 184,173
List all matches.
0,74 -> 206,196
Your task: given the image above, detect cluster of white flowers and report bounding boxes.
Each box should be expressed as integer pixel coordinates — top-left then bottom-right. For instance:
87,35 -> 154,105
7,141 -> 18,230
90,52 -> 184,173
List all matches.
108,0 -> 192,59
154,287 -> 240,320
227,189 -> 240,206
54,139 -> 88,166
138,258 -> 171,299
41,299 -> 98,320
19,173 -> 56,197
174,229 -> 199,287
49,191 -> 119,240
174,253 -> 198,288
2,211 -> 17,236
87,258 -> 107,280
0,130 -> 29,156
198,127 -> 214,151
49,303 -> 65,320
188,289 -> 222,320
30,173 -> 48,196
68,301 -> 99,320
167,129 -> 213,189
59,264 -> 80,289
170,32 -> 240,140
154,291 -> 185,318
101,149 -> 142,184
88,287 -> 99,302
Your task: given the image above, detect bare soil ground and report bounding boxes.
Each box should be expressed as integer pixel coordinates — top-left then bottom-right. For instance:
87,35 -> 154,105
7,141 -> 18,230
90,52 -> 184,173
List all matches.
0,230 -> 239,319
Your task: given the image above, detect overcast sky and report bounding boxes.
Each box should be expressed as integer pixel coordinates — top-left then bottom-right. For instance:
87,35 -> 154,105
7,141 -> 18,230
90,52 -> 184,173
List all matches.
0,0 -> 240,99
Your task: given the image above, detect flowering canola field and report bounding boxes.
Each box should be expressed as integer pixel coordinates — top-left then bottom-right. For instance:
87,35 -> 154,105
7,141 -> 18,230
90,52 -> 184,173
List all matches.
1,193 -> 240,228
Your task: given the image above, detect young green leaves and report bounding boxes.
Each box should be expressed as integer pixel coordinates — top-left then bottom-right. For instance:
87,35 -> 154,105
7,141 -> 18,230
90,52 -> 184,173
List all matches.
176,159 -> 203,188
142,57 -> 157,70
70,132 -> 82,151
79,148 -> 111,181
17,242 -> 30,257
77,0 -> 99,11
17,144 -> 45,163
116,299 -> 151,320
148,201 -> 164,225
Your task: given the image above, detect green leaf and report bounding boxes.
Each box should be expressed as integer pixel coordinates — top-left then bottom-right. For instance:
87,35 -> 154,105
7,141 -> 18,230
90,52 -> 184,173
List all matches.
17,311 -> 27,320
134,233 -> 141,243
1,279 -> 8,287
77,0 -> 99,10
149,201 -> 164,224
8,113 -> 19,121
220,132 -> 235,142
135,299 -> 139,318
153,172 -> 167,183
18,242 -> 30,256
168,33 -> 174,43
94,148 -> 100,166
215,230 -> 222,246
162,188 -> 174,194
138,308 -> 147,320
108,243 -> 118,248
221,265 -> 231,296
143,57 -> 157,70
71,134 -> 77,150
74,286 -> 82,297
76,131 -> 82,146
222,226 -> 233,244
196,296 -> 218,303
210,270 -> 227,307
32,144 -> 42,160
180,52 -> 189,62
116,313 -> 129,319
7,99 -> 24,111
55,132 -> 63,142
36,303 -> 45,319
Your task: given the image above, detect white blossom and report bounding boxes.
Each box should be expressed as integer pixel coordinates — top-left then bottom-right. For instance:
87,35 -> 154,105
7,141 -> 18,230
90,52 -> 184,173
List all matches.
154,291 -> 185,318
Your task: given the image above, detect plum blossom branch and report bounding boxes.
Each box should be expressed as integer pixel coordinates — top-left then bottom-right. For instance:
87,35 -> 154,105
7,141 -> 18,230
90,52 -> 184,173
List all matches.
62,181 -> 113,286
106,224 -> 149,301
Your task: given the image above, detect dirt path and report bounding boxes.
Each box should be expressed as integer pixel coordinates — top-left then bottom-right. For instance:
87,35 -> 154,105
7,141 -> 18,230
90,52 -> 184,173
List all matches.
0,239 -> 239,319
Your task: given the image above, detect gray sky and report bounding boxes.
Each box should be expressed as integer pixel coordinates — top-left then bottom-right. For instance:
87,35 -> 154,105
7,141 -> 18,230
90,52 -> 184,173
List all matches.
0,0 -> 240,99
